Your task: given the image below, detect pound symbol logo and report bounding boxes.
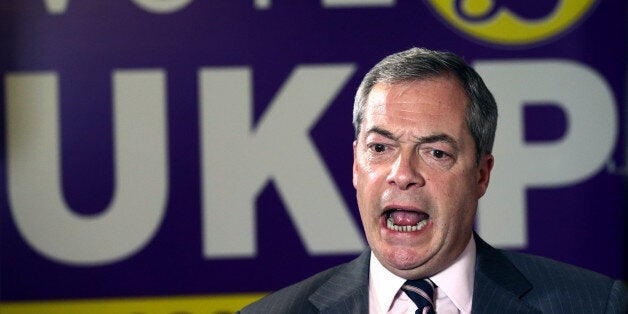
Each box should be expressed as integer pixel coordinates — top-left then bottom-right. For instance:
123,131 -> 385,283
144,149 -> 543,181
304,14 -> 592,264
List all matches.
425,0 -> 598,46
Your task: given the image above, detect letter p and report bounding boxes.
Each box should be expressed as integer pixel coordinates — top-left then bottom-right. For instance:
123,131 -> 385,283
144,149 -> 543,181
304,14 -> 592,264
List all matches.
474,60 -> 617,248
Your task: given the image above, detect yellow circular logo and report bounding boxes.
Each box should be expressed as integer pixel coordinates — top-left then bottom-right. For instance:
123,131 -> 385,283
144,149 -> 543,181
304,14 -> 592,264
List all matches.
425,0 -> 597,46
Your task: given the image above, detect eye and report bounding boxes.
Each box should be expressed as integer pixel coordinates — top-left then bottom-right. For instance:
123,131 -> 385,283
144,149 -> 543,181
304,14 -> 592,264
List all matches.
419,146 -> 456,170
373,144 -> 386,152
431,149 -> 448,159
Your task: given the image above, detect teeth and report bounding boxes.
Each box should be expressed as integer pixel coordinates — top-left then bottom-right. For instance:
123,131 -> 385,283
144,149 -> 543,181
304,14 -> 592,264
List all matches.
386,216 -> 428,232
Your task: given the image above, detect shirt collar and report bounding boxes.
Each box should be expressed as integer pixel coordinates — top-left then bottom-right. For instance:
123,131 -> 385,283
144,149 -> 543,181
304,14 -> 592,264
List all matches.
369,251 -> 406,313
431,235 -> 476,313
368,235 -> 476,313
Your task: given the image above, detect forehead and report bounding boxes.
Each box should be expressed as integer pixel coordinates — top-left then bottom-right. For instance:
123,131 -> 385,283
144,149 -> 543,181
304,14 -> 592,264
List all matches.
363,76 -> 469,129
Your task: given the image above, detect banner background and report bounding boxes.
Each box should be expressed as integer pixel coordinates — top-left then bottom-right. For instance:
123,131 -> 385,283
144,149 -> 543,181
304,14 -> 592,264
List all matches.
1,0 -> 625,310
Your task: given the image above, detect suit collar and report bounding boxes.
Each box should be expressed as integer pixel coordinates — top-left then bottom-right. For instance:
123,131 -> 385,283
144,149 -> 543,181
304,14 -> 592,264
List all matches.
309,251 -> 370,313
473,233 -> 540,313
307,235 -> 542,313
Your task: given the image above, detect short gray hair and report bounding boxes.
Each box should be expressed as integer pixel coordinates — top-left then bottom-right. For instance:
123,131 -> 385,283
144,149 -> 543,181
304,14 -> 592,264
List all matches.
353,47 -> 498,163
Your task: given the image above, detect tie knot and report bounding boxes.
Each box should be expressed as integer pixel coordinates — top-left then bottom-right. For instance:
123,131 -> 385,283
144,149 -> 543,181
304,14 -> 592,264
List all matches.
401,278 -> 435,314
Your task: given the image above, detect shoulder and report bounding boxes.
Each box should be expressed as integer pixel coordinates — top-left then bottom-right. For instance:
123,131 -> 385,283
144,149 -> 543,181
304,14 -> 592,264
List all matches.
502,249 -> 615,287
502,250 -> 628,312
473,234 -> 627,313
239,265 -> 340,313
240,252 -> 370,313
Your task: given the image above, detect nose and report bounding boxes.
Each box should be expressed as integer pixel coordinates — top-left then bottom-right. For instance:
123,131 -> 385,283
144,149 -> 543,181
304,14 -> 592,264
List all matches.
386,150 -> 425,190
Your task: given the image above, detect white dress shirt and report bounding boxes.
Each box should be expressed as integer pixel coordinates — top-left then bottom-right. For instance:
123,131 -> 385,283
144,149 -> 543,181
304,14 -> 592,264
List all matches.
368,235 -> 476,313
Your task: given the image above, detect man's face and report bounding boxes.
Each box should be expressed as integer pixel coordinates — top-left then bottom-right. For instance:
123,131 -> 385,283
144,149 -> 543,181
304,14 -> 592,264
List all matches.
352,76 -> 493,279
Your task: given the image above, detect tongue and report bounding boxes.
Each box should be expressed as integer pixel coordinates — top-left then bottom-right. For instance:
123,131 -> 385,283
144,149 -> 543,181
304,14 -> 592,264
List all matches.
391,210 -> 426,226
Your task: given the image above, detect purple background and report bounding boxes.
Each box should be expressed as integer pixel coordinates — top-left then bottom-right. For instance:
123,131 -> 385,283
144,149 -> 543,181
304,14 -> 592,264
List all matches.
1,0 -> 625,301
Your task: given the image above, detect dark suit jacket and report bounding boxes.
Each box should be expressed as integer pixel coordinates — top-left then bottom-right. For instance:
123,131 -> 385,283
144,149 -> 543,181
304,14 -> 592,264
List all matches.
240,234 -> 628,313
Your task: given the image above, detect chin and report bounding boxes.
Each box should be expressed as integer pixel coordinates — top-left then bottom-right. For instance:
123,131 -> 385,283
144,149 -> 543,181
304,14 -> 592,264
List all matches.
381,246 -> 431,272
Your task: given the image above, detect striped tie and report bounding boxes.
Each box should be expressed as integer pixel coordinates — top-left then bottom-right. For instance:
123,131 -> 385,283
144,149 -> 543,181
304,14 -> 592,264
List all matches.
401,278 -> 436,314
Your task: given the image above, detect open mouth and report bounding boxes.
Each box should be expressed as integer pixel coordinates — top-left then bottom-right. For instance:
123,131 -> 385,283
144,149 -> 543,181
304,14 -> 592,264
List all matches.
385,209 -> 429,232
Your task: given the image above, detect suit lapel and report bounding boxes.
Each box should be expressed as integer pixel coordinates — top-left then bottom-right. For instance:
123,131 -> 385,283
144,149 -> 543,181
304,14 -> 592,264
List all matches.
309,251 -> 370,313
473,234 -> 540,313
306,236 -> 543,313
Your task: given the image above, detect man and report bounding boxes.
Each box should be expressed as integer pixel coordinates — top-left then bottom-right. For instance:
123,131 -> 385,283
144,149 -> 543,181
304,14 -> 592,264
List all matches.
240,48 -> 628,313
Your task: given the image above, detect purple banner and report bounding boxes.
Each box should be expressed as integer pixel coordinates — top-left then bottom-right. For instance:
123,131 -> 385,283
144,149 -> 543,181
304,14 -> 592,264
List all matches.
1,0 -> 625,302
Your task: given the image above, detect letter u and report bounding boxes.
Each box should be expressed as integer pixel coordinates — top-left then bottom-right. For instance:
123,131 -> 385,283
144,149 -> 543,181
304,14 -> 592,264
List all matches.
5,70 -> 168,266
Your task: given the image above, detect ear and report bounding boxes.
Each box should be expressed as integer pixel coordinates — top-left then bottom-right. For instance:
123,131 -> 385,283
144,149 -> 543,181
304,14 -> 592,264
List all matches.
476,154 -> 494,198
352,141 -> 358,188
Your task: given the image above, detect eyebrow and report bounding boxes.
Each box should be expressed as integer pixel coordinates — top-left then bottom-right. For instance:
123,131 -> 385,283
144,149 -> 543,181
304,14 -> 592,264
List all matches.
365,126 -> 459,150
416,134 -> 459,151
365,126 -> 398,141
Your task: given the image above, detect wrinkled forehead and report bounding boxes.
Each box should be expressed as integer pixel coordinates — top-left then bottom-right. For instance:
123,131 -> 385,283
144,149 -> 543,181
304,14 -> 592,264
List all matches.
365,76 -> 468,113
360,77 -> 470,135
370,72 -> 468,103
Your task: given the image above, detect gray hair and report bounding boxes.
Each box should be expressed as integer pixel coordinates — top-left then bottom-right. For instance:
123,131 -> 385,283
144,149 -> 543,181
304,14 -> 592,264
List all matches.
352,47 -> 498,164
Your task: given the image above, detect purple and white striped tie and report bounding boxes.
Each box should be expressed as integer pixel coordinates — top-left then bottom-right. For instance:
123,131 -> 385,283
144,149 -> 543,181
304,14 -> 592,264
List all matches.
401,278 -> 436,314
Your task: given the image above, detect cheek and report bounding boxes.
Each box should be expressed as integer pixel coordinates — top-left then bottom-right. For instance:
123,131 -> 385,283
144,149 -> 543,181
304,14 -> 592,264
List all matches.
433,166 -> 475,190
359,159 -> 378,175
356,161 -> 386,189
427,171 -> 475,210
437,177 -> 478,228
